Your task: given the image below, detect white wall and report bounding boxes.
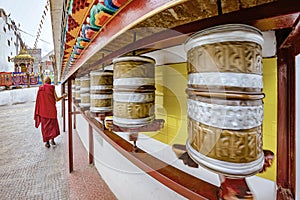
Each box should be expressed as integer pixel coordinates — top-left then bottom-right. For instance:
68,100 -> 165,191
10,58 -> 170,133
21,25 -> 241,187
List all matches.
0,85 -> 61,106
0,87 -> 38,106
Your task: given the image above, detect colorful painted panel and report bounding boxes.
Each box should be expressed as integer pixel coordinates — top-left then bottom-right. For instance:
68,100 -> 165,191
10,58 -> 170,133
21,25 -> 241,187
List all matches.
12,72 -> 25,85
0,72 -> 13,86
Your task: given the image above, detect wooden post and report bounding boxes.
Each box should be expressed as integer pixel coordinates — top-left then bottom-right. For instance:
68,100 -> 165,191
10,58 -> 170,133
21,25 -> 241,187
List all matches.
277,47 -> 296,199
89,124 -> 94,164
73,105 -> 76,129
67,78 -> 73,173
61,82 -> 66,132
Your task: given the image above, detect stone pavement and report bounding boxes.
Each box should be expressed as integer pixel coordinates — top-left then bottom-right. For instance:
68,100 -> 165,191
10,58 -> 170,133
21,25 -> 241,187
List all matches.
0,102 -> 68,199
0,101 -> 117,200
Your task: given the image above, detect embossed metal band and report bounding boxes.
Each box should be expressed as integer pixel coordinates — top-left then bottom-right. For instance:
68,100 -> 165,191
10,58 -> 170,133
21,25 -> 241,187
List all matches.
186,141 -> 264,177
79,103 -> 90,107
113,56 -> 155,64
80,93 -> 90,103
81,84 -> 90,88
90,71 -> 113,76
188,99 -> 263,130
185,24 -> 263,52
188,118 -> 262,163
80,77 -> 90,81
91,94 -> 112,99
90,106 -> 112,112
113,78 -> 155,86
90,85 -> 113,90
75,79 -> 80,86
113,116 -> 154,127
113,92 -> 154,103
80,87 -> 90,93
188,72 -> 263,89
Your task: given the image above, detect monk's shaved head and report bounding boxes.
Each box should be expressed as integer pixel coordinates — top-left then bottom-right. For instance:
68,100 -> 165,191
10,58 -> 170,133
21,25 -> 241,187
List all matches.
44,76 -> 51,84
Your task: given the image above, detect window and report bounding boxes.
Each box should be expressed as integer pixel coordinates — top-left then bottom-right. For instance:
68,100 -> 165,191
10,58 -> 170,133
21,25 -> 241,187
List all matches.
3,26 -> 6,32
7,40 -> 10,46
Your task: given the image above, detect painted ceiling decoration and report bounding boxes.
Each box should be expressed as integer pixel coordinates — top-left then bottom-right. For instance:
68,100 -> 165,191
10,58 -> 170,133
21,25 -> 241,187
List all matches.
60,0 -> 129,78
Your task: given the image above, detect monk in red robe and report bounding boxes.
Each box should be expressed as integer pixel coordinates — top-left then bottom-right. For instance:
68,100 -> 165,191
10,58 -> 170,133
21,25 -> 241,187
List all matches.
34,77 -> 67,148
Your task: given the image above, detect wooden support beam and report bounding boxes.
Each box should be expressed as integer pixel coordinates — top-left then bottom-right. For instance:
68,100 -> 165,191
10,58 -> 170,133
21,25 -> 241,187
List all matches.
61,83 -> 66,132
67,78 -> 73,173
276,46 -> 296,199
279,14 -> 300,55
73,105 -> 76,130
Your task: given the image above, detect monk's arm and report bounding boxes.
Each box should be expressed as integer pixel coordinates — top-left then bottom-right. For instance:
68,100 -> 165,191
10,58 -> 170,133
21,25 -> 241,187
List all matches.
54,91 -> 66,102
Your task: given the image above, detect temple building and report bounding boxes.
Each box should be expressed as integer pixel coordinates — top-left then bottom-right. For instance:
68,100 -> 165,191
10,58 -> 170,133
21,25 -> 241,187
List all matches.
10,48 -> 34,73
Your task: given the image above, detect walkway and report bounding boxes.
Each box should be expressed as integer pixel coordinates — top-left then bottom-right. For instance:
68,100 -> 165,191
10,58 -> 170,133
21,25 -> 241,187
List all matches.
0,101 -> 116,199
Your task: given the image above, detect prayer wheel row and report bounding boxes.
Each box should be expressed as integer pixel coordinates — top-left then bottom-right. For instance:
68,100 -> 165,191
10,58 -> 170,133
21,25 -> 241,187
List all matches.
72,56 -> 156,129
69,24 -> 265,179
184,24 -> 264,177
73,71 -> 113,112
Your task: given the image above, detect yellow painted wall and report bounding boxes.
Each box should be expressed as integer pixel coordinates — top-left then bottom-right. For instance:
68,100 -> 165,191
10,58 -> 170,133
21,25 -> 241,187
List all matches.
146,59 -> 277,181
257,57 -> 278,181
143,63 -> 188,145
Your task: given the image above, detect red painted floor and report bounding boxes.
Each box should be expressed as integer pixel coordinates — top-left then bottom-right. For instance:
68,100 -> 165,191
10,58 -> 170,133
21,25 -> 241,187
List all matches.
62,129 -> 117,200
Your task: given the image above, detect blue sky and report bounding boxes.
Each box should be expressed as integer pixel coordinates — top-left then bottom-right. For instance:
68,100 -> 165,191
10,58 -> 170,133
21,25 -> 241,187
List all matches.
0,0 -> 54,56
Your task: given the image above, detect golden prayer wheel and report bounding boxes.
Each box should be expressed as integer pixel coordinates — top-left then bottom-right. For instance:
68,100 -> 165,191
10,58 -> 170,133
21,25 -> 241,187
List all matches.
184,24 -> 264,177
112,56 -> 155,127
80,75 -> 90,91
79,75 -> 90,108
75,78 -> 81,101
79,93 -> 90,108
71,80 -> 75,98
90,70 -> 113,112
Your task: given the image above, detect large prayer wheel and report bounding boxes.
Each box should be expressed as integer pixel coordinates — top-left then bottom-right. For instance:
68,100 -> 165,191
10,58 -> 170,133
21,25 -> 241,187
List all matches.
184,24 -> 264,177
79,75 -> 90,108
113,56 -> 155,127
71,80 -> 75,98
90,70 -> 113,112
75,78 -> 81,101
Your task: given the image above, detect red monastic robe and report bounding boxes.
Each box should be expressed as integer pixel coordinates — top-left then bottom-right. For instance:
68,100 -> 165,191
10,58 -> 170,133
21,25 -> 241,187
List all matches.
34,83 -> 60,142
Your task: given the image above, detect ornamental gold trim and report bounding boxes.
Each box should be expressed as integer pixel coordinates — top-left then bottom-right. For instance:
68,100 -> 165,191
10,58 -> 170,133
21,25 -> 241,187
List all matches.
187,41 -> 262,74
188,118 -> 262,163
113,101 -> 154,119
